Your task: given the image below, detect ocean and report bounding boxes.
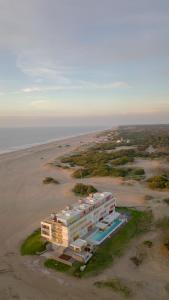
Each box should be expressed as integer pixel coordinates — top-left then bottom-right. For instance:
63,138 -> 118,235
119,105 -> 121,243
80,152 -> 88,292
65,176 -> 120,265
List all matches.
0,126 -> 107,154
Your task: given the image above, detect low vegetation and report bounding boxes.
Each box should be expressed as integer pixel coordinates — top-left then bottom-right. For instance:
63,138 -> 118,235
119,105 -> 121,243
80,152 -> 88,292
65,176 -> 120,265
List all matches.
147,175 -> 169,190
156,217 -> 169,252
94,278 -> 132,298
61,149 -> 137,169
72,166 -> 145,180
43,177 -> 60,184
130,252 -> 146,266
54,128 -> 161,181
163,198 -> 169,205
44,208 -> 153,277
44,259 -> 81,276
21,229 -> 47,255
72,183 -> 97,196
143,240 -> 153,248
118,125 -> 169,149
144,195 -> 154,201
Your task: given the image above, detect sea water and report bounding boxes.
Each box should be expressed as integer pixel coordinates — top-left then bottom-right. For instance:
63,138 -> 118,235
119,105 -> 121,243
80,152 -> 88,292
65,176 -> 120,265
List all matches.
0,126 -> 106,154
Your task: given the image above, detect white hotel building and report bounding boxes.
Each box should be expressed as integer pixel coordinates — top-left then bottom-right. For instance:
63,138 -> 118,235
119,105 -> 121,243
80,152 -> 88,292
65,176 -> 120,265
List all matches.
41,192 -> 124,262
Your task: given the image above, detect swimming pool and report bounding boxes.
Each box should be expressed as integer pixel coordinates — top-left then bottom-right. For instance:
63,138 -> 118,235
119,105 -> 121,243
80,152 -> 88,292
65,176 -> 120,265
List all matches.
88,217 -> 124,245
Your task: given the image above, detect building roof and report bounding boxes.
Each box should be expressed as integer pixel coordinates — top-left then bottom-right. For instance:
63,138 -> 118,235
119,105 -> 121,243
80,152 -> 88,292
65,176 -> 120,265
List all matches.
55,192 -> 114,226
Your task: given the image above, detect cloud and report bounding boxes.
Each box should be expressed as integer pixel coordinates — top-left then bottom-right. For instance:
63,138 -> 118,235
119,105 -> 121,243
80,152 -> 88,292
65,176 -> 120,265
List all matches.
21,81 -> 129,93
0,0 -> 168,122
16,52 -> 75,82
22,87 -> 41,93
29,100 -> 50,109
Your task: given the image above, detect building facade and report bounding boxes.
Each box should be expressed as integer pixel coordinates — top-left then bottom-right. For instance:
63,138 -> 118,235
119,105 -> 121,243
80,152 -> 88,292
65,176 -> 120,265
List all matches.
41,192 -> 117,248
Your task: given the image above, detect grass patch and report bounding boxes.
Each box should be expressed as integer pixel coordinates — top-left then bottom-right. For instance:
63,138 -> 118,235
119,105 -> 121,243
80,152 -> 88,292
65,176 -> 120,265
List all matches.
94,278 -> 132,298
21,229 -> 47,255
44,259 -> 81,276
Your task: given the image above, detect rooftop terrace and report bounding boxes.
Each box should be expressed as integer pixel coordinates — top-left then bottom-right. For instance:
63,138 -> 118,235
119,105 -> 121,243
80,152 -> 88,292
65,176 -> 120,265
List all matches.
45,192 -> 115,226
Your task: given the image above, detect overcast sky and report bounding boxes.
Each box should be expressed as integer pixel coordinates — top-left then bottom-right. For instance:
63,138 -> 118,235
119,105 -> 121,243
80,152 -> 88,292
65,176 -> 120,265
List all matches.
0,0 -> 168,126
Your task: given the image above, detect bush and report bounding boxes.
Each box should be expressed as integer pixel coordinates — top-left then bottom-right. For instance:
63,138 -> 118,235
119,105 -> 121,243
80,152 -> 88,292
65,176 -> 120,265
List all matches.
130,249 -> 146,266
112,156 -> 134,166
132,168 -> 145,175
147,175 -> 169,189
43,177 -> 59,184
72,168 -> 91,178
164,238 -> 169,251
163,198 -> 169,205
72,183 -> 97,196
144,195 -> 154,201
143,240 -> 153,248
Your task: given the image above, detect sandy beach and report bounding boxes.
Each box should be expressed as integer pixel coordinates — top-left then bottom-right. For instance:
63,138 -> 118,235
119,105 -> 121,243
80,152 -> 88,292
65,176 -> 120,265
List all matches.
0,131 -> 169,300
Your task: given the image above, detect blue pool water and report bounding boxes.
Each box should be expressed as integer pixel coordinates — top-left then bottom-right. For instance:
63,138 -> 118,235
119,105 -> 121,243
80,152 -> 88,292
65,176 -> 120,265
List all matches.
89,218 -> 123,244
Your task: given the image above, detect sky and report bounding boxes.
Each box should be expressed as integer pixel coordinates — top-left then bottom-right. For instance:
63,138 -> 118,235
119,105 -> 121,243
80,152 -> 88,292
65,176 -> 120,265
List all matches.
0,0 -> 169,127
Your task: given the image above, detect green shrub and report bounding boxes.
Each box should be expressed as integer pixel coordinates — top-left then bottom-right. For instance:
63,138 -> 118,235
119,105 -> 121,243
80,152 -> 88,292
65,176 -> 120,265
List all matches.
143,240 -> 153,248
72,168 -> 91,178
147,175 -> 169,189
112,156 -> 134,166
72,183 -> 97,196
132,168 -> 145,175
43,177 -> 59,184
130,255 -> 144,266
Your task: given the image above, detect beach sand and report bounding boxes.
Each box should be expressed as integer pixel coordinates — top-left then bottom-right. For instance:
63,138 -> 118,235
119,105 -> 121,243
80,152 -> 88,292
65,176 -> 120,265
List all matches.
0,131 -> 169,300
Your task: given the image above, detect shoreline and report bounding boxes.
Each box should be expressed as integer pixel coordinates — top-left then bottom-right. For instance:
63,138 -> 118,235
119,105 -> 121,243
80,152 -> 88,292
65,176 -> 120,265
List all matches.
0,126 -> 109,157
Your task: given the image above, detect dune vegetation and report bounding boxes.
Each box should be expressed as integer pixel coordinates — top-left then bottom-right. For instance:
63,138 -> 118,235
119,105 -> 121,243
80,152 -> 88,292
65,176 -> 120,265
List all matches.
60,149 -> 145,180
72,183 -> 97,196
147,175 -> 169,190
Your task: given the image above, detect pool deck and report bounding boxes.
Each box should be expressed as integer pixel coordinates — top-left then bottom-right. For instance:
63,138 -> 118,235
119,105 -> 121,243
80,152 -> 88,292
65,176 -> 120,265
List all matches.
86,215 -> 127,245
